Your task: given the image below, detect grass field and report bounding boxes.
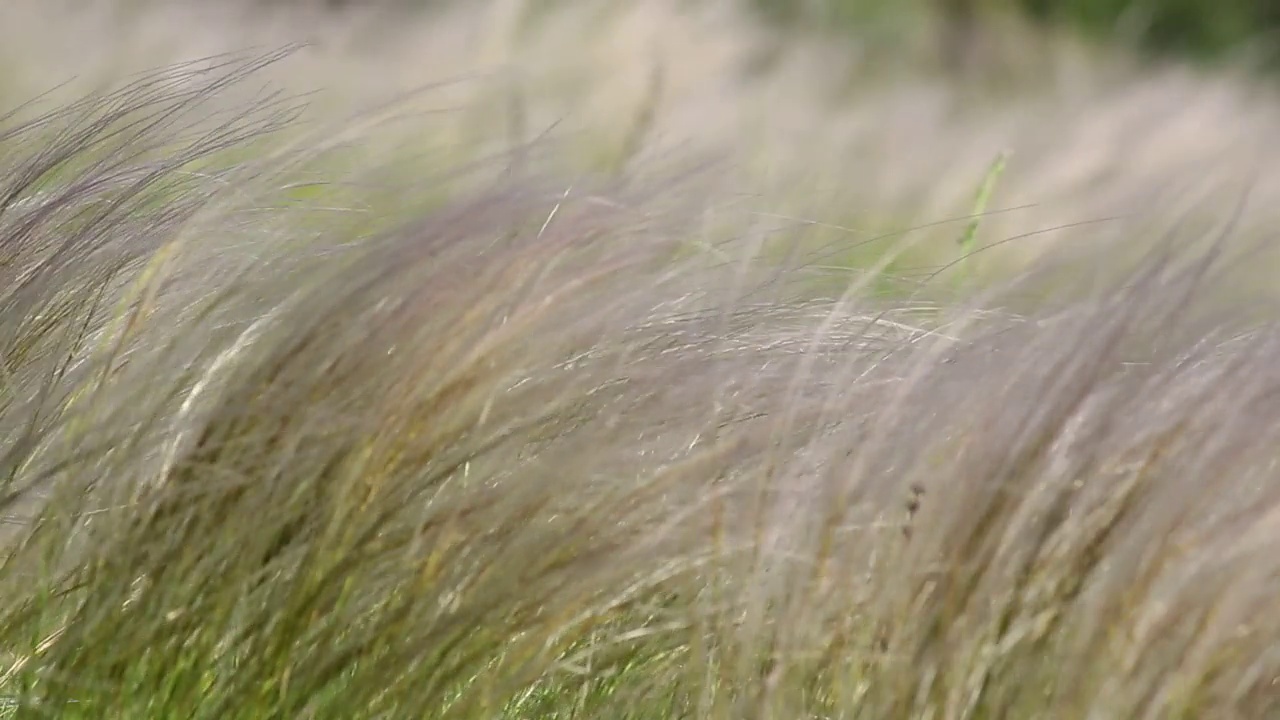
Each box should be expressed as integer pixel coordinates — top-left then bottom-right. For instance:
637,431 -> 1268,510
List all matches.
0,0 -> 1279,717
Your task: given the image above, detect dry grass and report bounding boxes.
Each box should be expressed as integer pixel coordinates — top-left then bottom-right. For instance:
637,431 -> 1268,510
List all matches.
0,1 -> 1276,718
4,0 -> 1280,281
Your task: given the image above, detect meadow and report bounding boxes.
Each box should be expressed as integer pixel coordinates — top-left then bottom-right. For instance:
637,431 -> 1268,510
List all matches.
0,0 -> 1278,717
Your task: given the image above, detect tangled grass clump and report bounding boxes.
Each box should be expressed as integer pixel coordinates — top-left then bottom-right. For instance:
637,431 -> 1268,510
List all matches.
0,51 -> 1277,719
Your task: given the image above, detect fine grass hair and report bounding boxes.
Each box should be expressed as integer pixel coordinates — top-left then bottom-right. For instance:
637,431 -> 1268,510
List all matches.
0,51 -> 1277,719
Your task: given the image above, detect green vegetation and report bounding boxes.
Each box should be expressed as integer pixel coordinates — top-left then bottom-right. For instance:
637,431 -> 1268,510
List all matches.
750,0 -> 1280,68
0,0 -> 1277,718
1020,0 -> 1279,63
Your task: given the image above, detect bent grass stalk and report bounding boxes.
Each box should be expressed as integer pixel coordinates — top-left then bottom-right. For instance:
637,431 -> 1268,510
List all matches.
957,148 -> 1010,286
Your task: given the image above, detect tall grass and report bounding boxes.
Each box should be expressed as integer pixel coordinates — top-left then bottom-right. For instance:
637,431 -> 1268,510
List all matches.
6,0 -> 1280,289
0,44 -> 1276,719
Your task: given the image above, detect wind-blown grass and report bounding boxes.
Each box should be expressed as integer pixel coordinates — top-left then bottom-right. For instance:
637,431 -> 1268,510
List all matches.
0,48 -> 1276,719
6,0 -> 1280,290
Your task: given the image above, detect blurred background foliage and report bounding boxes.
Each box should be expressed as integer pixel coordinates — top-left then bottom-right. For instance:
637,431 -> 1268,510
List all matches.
300,0 -> 1279,72
746,0 -> 1279,69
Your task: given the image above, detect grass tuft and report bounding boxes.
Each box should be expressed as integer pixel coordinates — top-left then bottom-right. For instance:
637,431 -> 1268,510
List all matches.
0,38 -> 1276,720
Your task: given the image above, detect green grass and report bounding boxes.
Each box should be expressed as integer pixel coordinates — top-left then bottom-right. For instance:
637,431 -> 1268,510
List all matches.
0,4 -> 1278,718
